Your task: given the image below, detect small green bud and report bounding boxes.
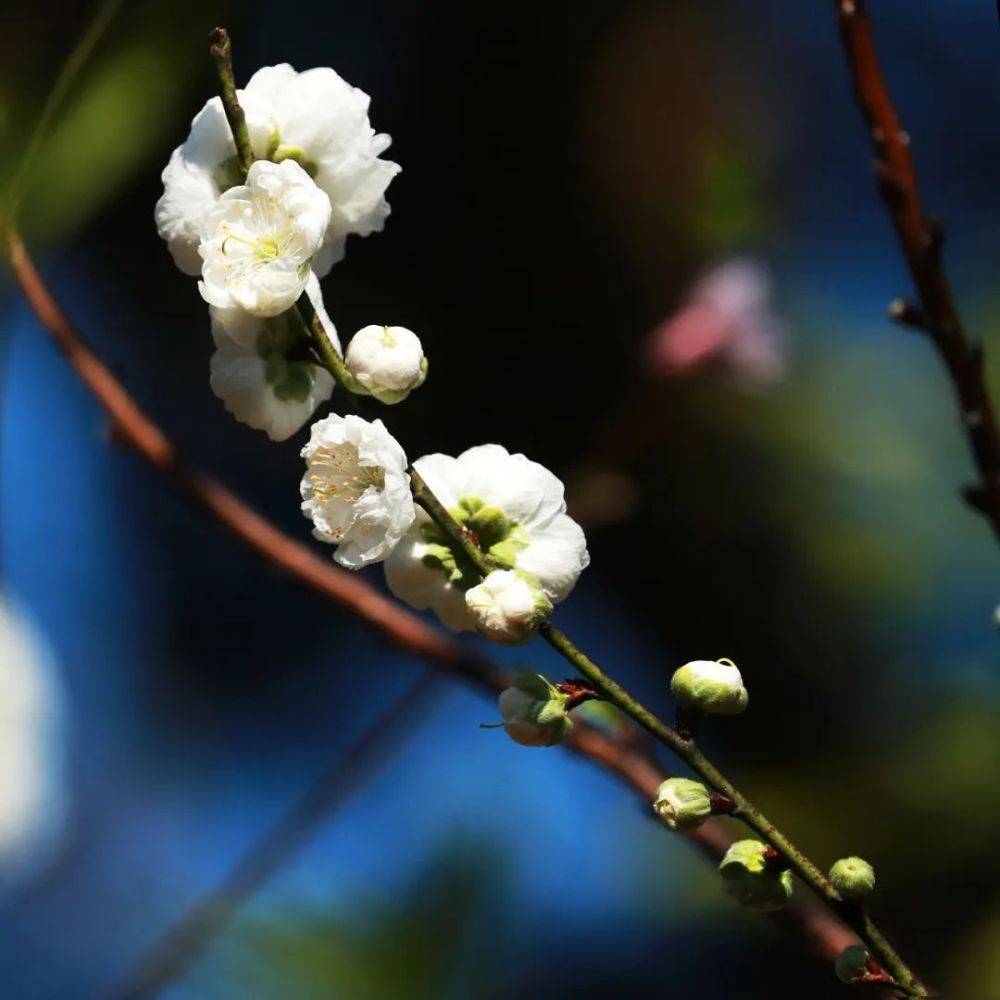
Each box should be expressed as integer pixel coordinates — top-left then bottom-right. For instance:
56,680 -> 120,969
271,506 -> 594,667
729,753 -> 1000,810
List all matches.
829,856 -> 875,900
653,778 -> 712,831
671,658 -> 748,716
466,505 -> 511,550
835,945 -> 870,984
497,672 -> 572,746
719,839 -> 793,912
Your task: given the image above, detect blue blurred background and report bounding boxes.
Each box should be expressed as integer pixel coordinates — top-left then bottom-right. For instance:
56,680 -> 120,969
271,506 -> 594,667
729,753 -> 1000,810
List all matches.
1,1 -> 999,996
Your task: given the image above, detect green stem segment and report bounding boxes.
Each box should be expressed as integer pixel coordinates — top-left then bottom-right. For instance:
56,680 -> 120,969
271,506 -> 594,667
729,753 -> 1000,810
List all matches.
209,26 -> 372,399
209,28 -> 253,180
414,461 -> 923,990
294,293 -> 371,396
209,28 -> 926,997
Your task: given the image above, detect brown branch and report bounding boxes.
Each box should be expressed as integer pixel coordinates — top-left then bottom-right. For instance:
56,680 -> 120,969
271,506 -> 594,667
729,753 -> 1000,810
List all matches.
836,0 -> 1000,543
2,227 -> 869,988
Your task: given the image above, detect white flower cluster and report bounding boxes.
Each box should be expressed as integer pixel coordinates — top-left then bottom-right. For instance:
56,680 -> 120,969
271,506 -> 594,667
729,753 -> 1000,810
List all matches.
297,435 -> 590,614
386,445 -> 589,631
157,63 -> 413,440
157,63 -> 399,278
158,54 -> 590,632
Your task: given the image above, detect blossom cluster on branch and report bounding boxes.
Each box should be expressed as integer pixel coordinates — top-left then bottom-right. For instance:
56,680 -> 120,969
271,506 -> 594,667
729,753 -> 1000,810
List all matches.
146,35 -> 924,996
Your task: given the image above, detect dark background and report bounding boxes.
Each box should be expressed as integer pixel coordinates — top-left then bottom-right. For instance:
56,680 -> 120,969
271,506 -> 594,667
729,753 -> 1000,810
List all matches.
1,0 -> 999,996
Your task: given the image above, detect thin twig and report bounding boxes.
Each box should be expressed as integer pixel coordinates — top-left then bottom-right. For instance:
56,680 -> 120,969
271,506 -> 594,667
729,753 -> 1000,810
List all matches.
208,28 -> 252,178
2,225 -> 869,986
202,29 -> 927,992
413,418 -> 923,993
5,0 -> 123,212
115,672 -> 441,1000
836,0 -> 1000,542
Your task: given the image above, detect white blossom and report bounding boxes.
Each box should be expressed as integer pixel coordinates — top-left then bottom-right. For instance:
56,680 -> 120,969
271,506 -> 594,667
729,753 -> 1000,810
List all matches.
345,325 -> 426,403
465,570 -> 551,644
301,414 -> 414,568
198,159 -> 330,317
385,445 -> 589,631
156,63 -> 399,277
209,272 -> 336,441
0,597 -> 66,884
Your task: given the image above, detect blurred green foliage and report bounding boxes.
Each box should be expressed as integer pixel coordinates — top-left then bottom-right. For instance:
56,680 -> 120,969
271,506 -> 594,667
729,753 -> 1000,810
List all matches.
0,0 -> 213,246
213,842 -> 506,1000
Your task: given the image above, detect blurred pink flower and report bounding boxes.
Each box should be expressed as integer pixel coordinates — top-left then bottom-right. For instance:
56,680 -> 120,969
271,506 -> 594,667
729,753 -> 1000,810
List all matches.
645,258 -> 787,386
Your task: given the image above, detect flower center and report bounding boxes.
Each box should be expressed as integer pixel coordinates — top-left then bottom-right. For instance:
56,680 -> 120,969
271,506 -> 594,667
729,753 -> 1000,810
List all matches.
217,194 -> 301,290
305,443 -> 385,509
420,495 -> 529,589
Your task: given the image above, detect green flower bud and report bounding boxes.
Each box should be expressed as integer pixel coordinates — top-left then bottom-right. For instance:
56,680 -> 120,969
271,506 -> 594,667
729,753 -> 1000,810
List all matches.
653,778 -> 712,831
835,945 -> 870,984
497,673 -> 572,747
671,658 -> 748,716
719,839 -> 793,912
829,856 -> 875,900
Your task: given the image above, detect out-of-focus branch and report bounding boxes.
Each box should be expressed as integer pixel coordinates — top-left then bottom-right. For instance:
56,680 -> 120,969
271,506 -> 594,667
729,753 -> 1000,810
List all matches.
116,671 -> 440,1000
836,0 -> 1000,543
2,227 -> 873,991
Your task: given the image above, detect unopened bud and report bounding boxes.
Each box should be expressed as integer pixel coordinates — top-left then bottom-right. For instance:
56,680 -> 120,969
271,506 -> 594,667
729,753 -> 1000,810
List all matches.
671,658 -> 748,716
345,325 -> 426,403
497,672 -> 572,746
653,778 -> 712,831
718,839 -> 793,912
466,570 -> 552,644
829,856 -> 875,900
835,945 -> 870,984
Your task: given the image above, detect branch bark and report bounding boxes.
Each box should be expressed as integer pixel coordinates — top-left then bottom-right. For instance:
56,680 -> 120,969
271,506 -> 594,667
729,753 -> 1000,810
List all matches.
836,0 -> 1000,542
1,226 -> 874,990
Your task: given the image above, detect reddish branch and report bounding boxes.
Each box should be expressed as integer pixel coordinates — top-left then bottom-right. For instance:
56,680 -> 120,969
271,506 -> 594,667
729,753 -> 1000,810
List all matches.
3,228 -> 866,983
836,0 -> 1000,542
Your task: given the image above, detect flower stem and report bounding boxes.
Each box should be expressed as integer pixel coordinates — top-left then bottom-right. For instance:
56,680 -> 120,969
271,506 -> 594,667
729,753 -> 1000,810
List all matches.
208,27 -> 927,997
208,28 -> 253,180
312,277 -> 926,996
293,292 -> 371,396
207,28 -> 373,400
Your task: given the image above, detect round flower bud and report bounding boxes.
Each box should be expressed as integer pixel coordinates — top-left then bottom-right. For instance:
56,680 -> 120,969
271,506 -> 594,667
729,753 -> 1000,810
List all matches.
829,856 -> 875,900
465,570 -> 552,644
718,839 -> 793,912
653,778 -> 712,831
671,658 -> 748,716
345,325 -> 427,404
498,672 -> 572,747
835,945 -> 870,984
